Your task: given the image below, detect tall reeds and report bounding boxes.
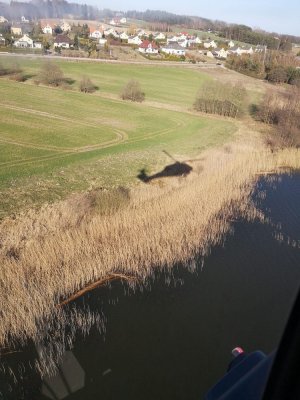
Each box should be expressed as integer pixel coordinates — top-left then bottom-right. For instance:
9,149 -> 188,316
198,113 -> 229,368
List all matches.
0,144 -> 299,352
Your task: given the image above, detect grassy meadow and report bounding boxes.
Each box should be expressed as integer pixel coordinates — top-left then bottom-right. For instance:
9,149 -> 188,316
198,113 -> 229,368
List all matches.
0,57 -> 237,216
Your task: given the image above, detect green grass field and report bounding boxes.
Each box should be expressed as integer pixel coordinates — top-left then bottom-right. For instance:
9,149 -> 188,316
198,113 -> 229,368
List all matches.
0,58 -> 238,216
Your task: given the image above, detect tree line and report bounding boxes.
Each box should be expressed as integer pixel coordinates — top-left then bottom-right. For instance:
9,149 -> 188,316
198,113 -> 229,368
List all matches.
226,51 -> 300,85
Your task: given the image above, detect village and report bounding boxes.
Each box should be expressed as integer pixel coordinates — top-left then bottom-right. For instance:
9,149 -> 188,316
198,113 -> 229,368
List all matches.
0,14 -> 264,62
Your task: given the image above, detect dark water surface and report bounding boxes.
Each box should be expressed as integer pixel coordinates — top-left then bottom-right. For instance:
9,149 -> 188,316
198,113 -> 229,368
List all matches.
1,174 -> 300,400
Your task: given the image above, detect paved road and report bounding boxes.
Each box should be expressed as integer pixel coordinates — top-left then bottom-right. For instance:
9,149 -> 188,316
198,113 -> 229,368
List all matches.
0,51 -> 223,69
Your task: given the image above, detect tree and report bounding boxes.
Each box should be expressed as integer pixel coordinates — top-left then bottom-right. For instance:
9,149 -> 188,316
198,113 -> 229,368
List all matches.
79,76 -> 96,93
121,80 -> 145,102
36,62 -> 65,86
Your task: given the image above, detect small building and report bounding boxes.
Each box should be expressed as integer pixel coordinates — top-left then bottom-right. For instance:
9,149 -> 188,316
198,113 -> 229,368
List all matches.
119,32 -> 129,41
128,35 -> 143,45
42,23 -> 54,35
204,40 -> 218,49
0,16 -> 8,23
99,37 -> 107,46
0,34 -> 5,45
104,28 -> 119,38
138,40 -> 159,54
227,40 -> 235,48
54,34 -> 71,48
161,42 -> 185,56
13,34 -> 34,48
120,17 -> 127,24
34,42 -> 43,49
21,16 -> 29,23
154,32 -> 166,40
212,47 -> 229,59
90,30 -> 102,39
60,21 -> 71,32
11,26 -> 22,36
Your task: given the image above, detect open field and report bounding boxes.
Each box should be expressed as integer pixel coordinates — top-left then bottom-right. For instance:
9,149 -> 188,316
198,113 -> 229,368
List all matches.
0,58 -> 238,216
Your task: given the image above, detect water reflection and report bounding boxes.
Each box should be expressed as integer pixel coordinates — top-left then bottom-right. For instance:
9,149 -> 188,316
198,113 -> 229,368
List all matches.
0,174 -> 299,400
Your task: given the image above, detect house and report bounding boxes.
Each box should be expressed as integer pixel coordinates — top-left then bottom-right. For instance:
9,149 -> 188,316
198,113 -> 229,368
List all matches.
154,32 -> 166,40
205,50 -> 215,58
54,34 -> 71,48
0,16 -> 8,23
212,47 -> 229,59
138,40 -> 159,54
90,30 -> 102,39
99,37 -> 107,46
189,36 -> 202,45
109,18 -> 117,25
42,23 -> 54,35
227,40 -> 235,48
161,42 -> 185,56
128,35 -> 143,45
229,46 -> 253,56
136,29 -> 146,37
119,32 -> 129,41
104,28 -> 119,38
0,34 -> 5,45
255,45 -> 266,53
13,34 -> 34,48
21,16 -> 29,23
204,40 -> 217,48
120,17 -> 127,24
60,21 -> 71,32
11,26 -> 22,36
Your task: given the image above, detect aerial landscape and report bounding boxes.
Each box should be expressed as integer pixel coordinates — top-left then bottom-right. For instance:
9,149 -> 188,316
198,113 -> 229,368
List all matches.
0,0 -> 299,399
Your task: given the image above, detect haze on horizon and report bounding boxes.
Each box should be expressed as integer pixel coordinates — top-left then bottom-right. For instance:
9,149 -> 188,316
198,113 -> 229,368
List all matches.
85,0 -> 299,36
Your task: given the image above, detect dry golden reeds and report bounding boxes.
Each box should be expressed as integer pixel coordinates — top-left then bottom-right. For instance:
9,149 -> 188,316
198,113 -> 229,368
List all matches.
0,142 -> 299,353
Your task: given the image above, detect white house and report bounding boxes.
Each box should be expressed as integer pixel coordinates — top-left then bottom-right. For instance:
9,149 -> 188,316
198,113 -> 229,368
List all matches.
120,17 -> 127,24
21,16 -> 29,23
227,40 -> 235,48
42,24 -> 53,35
212,48 -> 229,59
54,34 -> 71,48
99,37 -> 107,46
204,40 -> 217,48
138,40 -> 159,54
154,32 -> 166,40
136,29 -> 146,37
104,28 -> 119,38
205,50 -> 215,58
161,42 -> 185,56
90,30 -> 102,39
119,31 -> 129,41
0,16 -> 8,23
0,34 -> 5,45
128,35 -> 142,45
109,18 -> 117,25
13,34 -> 33,48
189,36 -> 202,45
60,21 -> 71,32
229,46 -> 253,56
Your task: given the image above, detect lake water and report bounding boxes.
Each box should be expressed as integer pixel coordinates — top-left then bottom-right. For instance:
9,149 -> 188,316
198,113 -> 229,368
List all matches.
1,173 -> 300,400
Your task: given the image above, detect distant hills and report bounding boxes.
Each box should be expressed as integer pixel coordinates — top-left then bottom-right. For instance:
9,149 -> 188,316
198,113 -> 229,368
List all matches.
0,1 -> 299,46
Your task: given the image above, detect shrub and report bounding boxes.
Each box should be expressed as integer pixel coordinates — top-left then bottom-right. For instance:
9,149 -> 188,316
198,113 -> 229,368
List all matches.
35,62 -> 65,86
121,79 -> 145,102
79,76 -> 96,93
266,66 -> 288,83
9,72 -> 26,82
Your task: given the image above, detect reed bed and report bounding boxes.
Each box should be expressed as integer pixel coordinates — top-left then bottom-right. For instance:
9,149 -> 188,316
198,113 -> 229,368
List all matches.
0,143 -> 299,354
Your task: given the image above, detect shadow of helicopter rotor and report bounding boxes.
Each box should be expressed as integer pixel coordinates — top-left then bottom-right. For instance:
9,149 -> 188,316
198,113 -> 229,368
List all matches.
137,150 -> 200,183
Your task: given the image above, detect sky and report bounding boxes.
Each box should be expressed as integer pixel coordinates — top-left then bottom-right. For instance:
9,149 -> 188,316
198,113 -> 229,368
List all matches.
85,0 -> 299,36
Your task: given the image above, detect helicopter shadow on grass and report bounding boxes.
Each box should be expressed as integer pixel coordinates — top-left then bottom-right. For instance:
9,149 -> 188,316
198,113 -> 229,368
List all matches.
137,150 -> 202,183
